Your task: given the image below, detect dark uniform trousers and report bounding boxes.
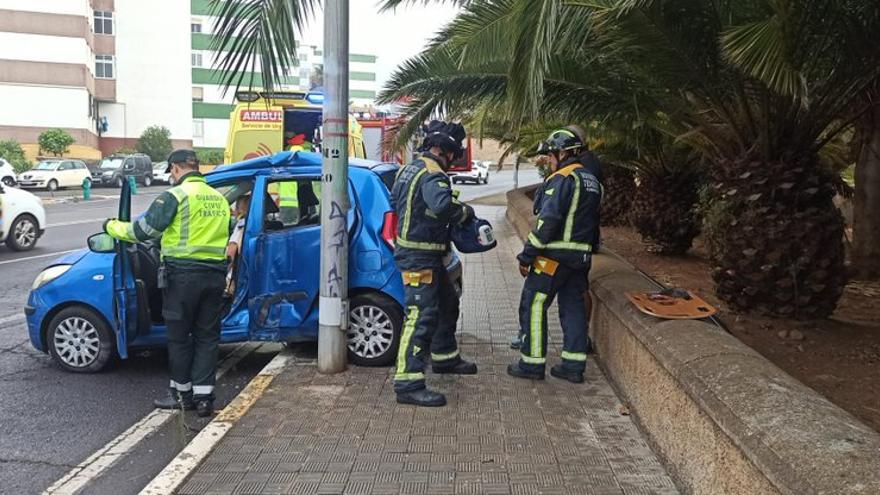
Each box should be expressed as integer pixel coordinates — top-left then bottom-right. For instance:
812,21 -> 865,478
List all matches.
162,266 -> 226,399
394,261 -> 462,394
518,259 -> 590,374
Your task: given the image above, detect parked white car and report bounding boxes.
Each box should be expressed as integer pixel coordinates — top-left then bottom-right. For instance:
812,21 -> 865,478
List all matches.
451,160 -> 491,185
18,159 -> 91,191
152,161 -> 173,185
1,158 -> 16,187
0,183 -> 46,251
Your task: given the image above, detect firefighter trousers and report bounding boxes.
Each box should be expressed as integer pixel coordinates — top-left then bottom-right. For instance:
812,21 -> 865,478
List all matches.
394,265 -> 461,393
162,267 -> 226,400
518,257 -> 590,374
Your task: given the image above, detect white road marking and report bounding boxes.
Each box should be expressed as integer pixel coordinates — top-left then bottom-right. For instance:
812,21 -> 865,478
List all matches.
140,350 -> 295,495
0,313 -> 24,327
44,342 -> 263,495
46,218 -> 106,228
0,249 -> 80,266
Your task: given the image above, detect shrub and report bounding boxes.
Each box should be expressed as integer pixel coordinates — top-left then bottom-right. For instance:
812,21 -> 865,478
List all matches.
0,139 -> 33,174
38,129 -> 75,157
137,126 -> 173,162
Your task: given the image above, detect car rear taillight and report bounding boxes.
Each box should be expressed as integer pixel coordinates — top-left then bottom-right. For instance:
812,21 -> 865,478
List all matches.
381,211 -> 397,250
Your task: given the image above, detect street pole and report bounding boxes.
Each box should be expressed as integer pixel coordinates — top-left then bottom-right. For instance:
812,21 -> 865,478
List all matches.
318,0 -> 349,374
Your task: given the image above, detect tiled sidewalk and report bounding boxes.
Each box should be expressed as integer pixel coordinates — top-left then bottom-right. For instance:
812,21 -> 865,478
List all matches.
179,206 -> 679,495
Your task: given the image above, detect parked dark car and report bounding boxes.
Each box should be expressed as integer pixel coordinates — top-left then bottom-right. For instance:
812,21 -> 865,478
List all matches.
92,153 -> 154,187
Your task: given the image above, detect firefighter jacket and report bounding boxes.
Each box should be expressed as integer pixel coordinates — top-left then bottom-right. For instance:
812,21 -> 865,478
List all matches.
391,152 -> 473,262
518,154 -> 602,269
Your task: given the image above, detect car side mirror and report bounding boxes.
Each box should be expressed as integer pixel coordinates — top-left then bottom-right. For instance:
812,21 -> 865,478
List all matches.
88,232 -> 116,253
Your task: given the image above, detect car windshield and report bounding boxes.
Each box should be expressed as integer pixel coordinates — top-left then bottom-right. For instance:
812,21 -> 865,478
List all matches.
35,161 -> 60,170
100,158 -> 124,169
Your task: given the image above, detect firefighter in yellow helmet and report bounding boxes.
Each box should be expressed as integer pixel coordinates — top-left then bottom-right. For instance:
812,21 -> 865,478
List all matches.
507,128 -> 603,384
104,149 -> 230,416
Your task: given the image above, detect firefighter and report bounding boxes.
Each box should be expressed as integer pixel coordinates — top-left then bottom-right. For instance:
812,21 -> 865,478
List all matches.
104,149 -> 230,416
391,120 -> 477,407
507,128 -> 602,384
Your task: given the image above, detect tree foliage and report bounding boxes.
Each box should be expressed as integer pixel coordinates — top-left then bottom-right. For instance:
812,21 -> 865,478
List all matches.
137,125 -> 173,162
38,129 -> 75,157
0,139 -> 32,174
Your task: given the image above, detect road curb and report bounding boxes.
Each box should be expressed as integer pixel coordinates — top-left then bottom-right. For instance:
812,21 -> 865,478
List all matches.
138,349 -> 296,495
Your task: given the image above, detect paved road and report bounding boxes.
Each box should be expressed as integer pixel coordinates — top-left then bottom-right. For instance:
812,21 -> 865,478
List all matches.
0,168 -> 540,494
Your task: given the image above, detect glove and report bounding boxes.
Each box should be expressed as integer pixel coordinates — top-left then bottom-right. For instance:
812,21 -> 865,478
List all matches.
462,203 -> 475,222
102,218 -> 114,233
518,263 -> 530,277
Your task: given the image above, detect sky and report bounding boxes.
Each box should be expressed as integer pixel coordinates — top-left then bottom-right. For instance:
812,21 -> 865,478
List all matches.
299,2 -> 460,90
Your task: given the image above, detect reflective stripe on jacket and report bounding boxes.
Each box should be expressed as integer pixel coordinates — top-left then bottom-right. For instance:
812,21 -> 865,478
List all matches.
518,159 -> 602,269
390,152 -> 470,255
105,174 -> 230,262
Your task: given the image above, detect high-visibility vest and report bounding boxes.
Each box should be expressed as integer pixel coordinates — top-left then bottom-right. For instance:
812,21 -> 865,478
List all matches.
278,181 -> 299,208
161,176 -> 230,261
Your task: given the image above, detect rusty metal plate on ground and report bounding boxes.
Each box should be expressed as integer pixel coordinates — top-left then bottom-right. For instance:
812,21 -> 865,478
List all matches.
625,290 -> 718,319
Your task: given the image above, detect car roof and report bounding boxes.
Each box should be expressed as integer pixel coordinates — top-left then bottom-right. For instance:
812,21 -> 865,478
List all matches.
207,151 -> 377,182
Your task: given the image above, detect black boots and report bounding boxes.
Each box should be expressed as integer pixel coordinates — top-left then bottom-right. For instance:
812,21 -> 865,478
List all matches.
506,363 -> 545,380
195,398 -> 213,417
396,389 -> 447,407
154,389 -> 195,410
433,359 -> 478,375
153,389 -> 214,415
550,364 -> 584,384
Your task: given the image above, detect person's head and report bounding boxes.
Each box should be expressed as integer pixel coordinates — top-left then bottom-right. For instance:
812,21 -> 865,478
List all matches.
420,120 -> 466,167
536,127 -> 587,172
235,193 -> 251,218
165,149 -> 200,181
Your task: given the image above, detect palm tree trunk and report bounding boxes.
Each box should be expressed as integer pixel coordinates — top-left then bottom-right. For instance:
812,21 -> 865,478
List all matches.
853,104 -> 880,280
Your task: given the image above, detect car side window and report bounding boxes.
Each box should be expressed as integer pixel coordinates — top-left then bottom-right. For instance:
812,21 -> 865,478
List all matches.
264,178 -> 322,231
138,157 -> 150,170
59,162 -> 72,171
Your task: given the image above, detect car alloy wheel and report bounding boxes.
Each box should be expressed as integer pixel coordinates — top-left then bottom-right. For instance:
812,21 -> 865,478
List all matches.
116,176 -> 124,188
53,316 -> 101,368
143,175 -> 152,187
348,304 -> 395,360
12,216 -> 37,250
1,176 -> 14,186
47,179 -> 58,191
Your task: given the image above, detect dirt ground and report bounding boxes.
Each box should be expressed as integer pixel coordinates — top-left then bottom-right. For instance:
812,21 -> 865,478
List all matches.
601,226 -> 880,432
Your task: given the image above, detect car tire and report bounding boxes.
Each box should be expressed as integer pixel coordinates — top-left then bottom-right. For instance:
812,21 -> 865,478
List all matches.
347,292 -> 403,367
143,174 -> 152,187
47,179 -> 58,191
116,176 -> 125,188
483,174 -> 489,184
6,214 -> 39,251
1,176 -> 14,187
47,306 -> 115,373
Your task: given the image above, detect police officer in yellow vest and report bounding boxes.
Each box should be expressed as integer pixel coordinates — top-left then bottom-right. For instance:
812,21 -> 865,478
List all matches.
104,149 -> 230,416
507,128 -> 602,384
391,121 -> 477,407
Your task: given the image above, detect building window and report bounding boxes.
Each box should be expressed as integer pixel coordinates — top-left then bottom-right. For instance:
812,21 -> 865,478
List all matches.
95,55 -> 114,79
192,86 -> 204,102
191,21 -> 202,33
193,120 -> 204,138
191,52 -> 203,68
94,11 -> 113,35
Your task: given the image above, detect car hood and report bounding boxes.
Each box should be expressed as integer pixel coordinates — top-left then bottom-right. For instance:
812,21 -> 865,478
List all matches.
1,184 -> 42,203
20,170 -> 55,178
53,248 -> 90,266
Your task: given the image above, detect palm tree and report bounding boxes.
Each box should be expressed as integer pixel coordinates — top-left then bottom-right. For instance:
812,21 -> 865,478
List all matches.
380,0 -> 880,317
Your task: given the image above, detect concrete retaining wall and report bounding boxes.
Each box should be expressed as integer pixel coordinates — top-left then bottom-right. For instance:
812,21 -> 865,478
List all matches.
505,186 -> 880,495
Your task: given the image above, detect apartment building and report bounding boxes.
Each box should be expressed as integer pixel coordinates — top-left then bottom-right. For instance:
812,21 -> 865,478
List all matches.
190,0 -> 380,149
0,0 -> 192,160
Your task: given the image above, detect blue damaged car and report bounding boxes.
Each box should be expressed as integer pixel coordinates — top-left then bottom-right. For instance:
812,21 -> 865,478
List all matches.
24,152 -> 462,372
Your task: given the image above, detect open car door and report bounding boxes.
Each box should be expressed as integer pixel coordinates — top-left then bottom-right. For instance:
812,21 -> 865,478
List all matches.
111,178 -> 138,358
